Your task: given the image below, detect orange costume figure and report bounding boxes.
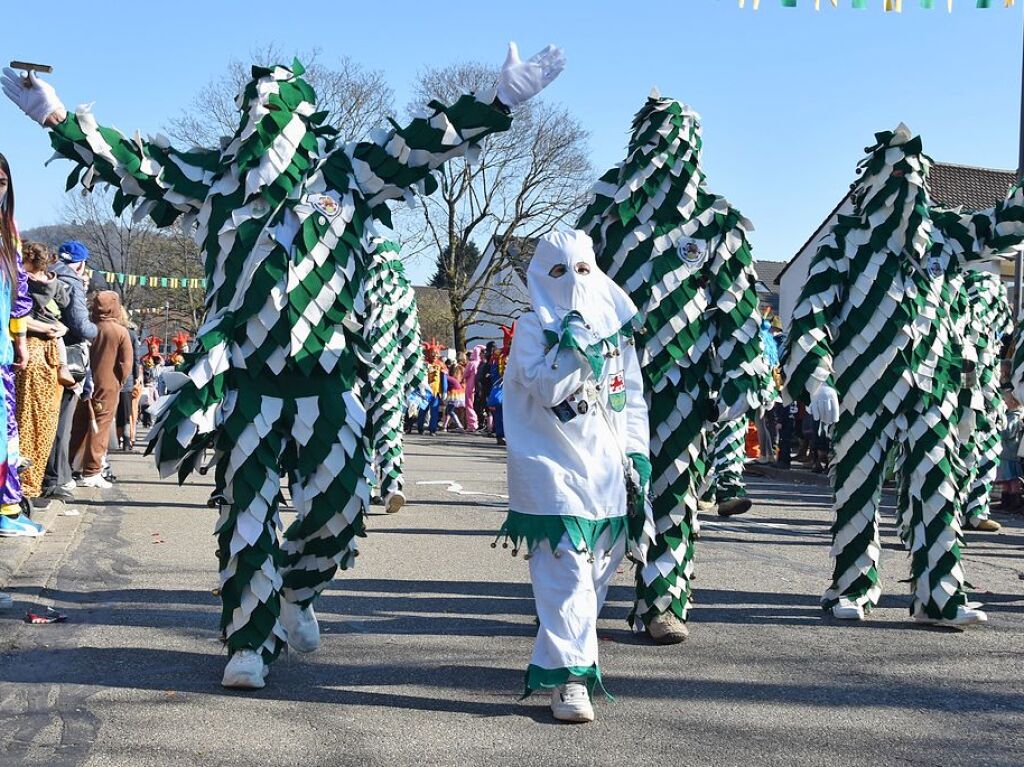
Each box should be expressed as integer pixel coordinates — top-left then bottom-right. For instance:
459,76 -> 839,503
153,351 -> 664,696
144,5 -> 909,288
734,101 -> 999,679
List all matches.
141,336 -> 164,369
168,331 -> 190,367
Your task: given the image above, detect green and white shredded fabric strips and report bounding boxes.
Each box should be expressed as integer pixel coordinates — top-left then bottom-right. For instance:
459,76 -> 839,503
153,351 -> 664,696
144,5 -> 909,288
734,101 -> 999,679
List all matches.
361,242 -> 422,491
579,96 -> 769,410
578,94 -> 770,628
45,62 -> 513,481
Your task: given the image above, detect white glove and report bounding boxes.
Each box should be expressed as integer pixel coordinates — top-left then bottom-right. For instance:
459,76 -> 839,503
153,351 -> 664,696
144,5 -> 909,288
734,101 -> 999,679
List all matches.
809,384 -> 840,426
495,42 -> 566,109
1,68 -> 64,125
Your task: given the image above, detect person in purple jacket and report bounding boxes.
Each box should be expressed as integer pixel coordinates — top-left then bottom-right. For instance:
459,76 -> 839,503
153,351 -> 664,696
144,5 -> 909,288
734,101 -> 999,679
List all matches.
0,151 -> 38,539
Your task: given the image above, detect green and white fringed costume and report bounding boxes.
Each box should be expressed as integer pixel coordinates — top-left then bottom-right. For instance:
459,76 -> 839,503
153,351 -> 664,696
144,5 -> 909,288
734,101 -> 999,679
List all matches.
362,240 -> 423,507
578,95 -> 772,632
957,267 -> 1012,529
42,61 -> 517,666
703,417 -> 748,503
781,124 -> 1014,625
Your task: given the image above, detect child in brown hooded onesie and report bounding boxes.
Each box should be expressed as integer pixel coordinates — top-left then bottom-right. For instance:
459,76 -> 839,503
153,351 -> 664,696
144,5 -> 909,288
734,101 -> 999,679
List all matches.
72,291 -> 132,485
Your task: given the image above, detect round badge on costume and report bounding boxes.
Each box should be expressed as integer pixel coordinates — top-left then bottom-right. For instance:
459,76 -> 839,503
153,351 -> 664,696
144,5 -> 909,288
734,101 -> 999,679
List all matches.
926,255 -> 943,279
310,194 -> 340,220
676,237 -> 709,275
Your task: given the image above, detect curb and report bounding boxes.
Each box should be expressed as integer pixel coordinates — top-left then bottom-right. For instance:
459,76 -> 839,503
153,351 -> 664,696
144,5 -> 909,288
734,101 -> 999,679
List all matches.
0,499 -> 68,590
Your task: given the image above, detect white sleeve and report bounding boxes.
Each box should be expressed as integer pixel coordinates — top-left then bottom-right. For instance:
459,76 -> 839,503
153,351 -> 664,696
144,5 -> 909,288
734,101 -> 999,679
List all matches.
622,337 -> 649,458
504,313 -> 590,408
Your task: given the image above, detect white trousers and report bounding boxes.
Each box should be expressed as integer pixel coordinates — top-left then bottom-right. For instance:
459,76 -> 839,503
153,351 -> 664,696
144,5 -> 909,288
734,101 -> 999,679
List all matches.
527,532 -> 626,677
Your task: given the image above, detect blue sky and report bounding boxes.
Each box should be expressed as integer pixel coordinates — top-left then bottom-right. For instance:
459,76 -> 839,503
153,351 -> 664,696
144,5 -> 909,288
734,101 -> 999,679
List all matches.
2,2 -> 1020,284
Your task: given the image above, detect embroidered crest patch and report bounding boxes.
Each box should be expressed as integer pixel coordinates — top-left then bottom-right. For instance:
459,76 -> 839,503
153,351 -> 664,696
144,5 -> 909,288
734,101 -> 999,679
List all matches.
676,237 -> 709,275
609,372 -> 627,412
309,193 -> 341,219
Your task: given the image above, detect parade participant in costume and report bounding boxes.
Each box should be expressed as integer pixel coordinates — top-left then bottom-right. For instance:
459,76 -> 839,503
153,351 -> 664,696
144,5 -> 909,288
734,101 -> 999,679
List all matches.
362,239 -> 423,514
954,265 -> 1011,533
2,44 -> 565,687
499,229 -> 651,723
418,339 -> 447,435
463,345 -> 483,431
168,331 -> 190,367
141,336 -> 164,370
442,361 -> 465,431
700,416 -> 752,516
69,291 -> 133,489
16,241 -> 70,500
702,316 -> 780,515
782,123 -> 1022,626
0,152 -> 37,539
489,326 -> 513,445
578,94 -> 772,644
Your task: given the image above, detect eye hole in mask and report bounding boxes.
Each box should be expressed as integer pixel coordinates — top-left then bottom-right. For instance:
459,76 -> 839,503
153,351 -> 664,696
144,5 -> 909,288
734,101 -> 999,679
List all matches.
574,262 -> 591,275
548,264 -> 567,278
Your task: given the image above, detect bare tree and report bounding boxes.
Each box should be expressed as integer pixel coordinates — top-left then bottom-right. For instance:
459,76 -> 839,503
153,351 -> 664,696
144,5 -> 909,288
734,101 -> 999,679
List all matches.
60,190 -> 163,309
401,62 -> 592,352
413,287 -> 455,347
167,45 -> 394,148
50,190 -> 206,340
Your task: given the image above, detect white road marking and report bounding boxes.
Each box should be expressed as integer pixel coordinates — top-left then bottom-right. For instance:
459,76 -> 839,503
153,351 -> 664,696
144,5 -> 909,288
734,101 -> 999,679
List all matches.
416,479 -> 509,500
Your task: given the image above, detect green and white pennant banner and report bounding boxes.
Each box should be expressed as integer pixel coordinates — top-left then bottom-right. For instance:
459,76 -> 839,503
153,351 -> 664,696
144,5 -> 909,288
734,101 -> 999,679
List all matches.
739,0 -> 1012,8
94,270 -> 208,289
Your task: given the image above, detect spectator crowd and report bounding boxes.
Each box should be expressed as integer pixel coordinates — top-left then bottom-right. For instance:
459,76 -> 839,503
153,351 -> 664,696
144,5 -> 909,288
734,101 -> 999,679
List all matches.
0,151 -> 168,546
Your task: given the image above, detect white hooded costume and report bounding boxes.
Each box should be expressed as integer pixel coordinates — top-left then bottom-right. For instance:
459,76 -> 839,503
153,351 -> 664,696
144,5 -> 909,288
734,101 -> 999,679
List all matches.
500,229 -> 651,695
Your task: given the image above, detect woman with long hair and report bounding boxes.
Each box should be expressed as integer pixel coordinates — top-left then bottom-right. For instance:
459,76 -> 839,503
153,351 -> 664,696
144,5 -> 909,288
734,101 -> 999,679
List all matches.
16,241 -> 70,500
0,152 -> 40,541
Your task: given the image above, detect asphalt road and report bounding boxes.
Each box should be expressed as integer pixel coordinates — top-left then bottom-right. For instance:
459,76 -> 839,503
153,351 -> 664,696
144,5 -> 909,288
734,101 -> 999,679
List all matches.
1,432 -> 1022,767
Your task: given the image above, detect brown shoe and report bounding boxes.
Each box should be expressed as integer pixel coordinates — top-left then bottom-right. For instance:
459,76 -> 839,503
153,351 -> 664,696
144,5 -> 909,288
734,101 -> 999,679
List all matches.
717,498 -> 752,517
646,612 -> 689,645
973,518 -> 1002,533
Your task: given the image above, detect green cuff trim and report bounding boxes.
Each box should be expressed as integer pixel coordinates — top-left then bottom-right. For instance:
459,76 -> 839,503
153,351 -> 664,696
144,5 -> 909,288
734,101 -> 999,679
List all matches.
523,663 -> 607,699
497,511 -> 626,555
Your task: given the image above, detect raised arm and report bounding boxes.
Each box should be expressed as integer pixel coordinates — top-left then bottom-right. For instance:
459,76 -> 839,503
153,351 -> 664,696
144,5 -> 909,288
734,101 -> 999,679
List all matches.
709,210 -> 774,422
2,68 -> 217,226
937,182 -> 1024,265
345,43 -> 564,212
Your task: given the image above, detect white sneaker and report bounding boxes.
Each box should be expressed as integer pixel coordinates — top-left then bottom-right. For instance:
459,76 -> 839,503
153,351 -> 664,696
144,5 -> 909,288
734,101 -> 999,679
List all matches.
78,474 -> 113,489
830,597 -> 865,620
0,592 -> 13,609
550,681 -> 594,723
280,601 -> 320,653
221,649 -> 268,689
385,491 -> 406,514
915,605 -> 988,628
60,480 -> 77,492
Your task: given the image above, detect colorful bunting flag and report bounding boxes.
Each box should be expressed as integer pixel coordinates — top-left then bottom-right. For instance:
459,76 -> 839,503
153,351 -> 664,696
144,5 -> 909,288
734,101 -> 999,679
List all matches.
89,268 -> 207,290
